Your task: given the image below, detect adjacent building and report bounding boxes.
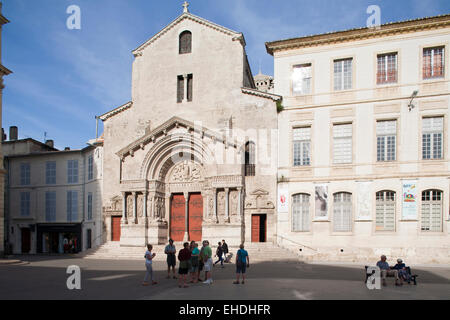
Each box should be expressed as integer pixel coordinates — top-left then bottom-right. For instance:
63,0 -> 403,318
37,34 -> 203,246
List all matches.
3,127 -> 103,254
267,14 -> 450,263
0,2 -> 11,256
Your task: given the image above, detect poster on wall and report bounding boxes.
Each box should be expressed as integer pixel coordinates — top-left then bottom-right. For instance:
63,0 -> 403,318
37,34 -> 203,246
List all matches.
278,186 -> 289,213
357,181 -> 372,219
402,180 -> 418,220
315,184 -> 328,218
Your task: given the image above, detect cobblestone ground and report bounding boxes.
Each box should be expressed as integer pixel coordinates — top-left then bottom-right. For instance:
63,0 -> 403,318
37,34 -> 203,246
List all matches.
0,255 -> 449,300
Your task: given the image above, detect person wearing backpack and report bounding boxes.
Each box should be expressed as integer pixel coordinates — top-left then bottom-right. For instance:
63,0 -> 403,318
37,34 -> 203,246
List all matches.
233,244 -> 249,284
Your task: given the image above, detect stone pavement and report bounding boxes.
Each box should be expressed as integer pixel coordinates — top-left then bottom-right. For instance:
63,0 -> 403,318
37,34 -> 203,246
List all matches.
0,255 -> 449,300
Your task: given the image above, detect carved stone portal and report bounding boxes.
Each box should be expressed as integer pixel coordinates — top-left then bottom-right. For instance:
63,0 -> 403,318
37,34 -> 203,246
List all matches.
169,160 -> 202,183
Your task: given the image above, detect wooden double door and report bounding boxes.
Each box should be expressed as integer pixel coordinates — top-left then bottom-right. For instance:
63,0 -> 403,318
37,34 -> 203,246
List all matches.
251,214 -> 267,242
111,216 -> 121,242
170,193 -> 203,241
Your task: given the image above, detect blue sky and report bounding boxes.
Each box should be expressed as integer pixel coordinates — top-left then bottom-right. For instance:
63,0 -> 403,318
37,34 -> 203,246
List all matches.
2,0 -> 450,149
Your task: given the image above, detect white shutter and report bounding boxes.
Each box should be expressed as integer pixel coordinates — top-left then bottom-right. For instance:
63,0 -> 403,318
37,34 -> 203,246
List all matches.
292,194 -> 310,232
333,124 -> 352,164
333,193 -> 352,232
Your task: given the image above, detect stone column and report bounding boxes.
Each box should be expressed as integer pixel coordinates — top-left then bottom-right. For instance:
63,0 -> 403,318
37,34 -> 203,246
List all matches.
132,192 -> 137,224
121,192 -> 127,224
213,188 -> 218,223
225,188 -> 230,223
183,192 -> 189,241
143,191 -> 148,219
237,187 -> 242,220
183,74 -> 188,103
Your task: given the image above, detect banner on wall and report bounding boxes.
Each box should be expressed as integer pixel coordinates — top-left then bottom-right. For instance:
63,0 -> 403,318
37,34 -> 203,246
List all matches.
402,180 -> 418,220
315,184 -> 328,218
357,181 -> 372,219
278,186 -> 289,213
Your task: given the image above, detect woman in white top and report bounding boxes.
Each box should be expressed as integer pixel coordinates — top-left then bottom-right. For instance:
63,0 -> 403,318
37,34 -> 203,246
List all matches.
143,244 -> 157,286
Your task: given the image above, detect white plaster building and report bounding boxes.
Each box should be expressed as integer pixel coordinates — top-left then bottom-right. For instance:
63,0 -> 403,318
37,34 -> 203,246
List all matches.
3,130 -> 103,254
267,15 -> 450,264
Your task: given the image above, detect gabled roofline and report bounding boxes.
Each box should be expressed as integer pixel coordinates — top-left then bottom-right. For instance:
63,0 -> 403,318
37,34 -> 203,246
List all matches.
266,14 -> 450,55
241,87 -> 281,101
132,12 -> 244,57
99,101 -> 133,121
117,116 -> 238,159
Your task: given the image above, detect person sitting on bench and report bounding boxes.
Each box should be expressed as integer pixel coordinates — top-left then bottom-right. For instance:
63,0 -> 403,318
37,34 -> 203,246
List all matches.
393,258 -> 411,284
376,255 -> 402,286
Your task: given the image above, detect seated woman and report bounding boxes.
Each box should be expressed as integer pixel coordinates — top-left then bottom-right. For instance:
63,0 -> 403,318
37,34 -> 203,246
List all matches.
393,258 -> 410,284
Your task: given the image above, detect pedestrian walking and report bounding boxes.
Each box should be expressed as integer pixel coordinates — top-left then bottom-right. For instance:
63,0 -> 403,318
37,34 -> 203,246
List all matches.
189,242 -> 200,283
222,239 -> 229,262
201,240 -> 213,284
165,239 -> 177,279
214,242 -> 224,268
178,242 -> 191,288
233,244 -> 249,284
142,244 -> 157,286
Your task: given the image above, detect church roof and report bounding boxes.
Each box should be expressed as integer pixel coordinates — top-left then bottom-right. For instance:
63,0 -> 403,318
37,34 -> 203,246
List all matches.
98,101 -> 133,121
132,11 -> 246,57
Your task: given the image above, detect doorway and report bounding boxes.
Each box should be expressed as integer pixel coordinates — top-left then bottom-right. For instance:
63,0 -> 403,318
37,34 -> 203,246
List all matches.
251,214 -> 267,242
111,217 -> 121,242
21,228 -> 31,254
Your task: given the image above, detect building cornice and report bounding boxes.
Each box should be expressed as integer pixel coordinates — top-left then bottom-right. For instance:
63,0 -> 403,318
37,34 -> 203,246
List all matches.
241,87 -> 281,101
99,101 -> 132,121
266,14 -> 450,55
0,14 -> 9,26
132,12 -> 243,57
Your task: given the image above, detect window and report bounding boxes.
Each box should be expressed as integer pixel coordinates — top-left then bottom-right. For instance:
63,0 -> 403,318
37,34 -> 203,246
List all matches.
177,75 -> 184,103
46,161 -> 56,185
333,123 -> 352,164
20,192 -> 31,217
423,46 -> 445,79
334,58 -> 353,90
244,141 -> 255,176
293,127 -> 311,166
88,156 -> 93,180
187,74 -> 193,102
377,53 -> 398,84
67,160 -> 78,184
87,193 -> 93,221
179,30 -> 192,54
292,194 -> 310,232
376,191 -> 396,231
45,191 -> 56,222
292,64 -> 312,95
422,117 -> 443,160
377,120 -> 397,161
20,163 -> 30,186
67,191 -> 78,222
333,192 -> 352,232
421,190 -> 442,232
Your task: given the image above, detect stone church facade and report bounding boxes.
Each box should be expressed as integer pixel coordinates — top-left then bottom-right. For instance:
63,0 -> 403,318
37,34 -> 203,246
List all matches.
100,5 -> 281,247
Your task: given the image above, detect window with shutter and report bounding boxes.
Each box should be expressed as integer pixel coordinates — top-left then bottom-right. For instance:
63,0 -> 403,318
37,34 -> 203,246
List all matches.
377,120 -> 397,161
177,75 -> 184,103
292,194 -> 310,232
245,141 -> 256,176
46,161 -> 56,184
423,46 -> 445,79
293,127 -> 311,166
292,64 -> 312,95
20,192 -> 31,217
179,31 -> 192,54
377,53 -> 398,84
422,117 -> 443,160
376,191 -> 396,231
334,58 -> 353,90
421,190 -> 442,232
67,191 -> 78,222
333,192 -> 352,232
333,123 -> 352,164
187,74 -> 193,102
45,192 -> 56,222
20,163 -> 30,186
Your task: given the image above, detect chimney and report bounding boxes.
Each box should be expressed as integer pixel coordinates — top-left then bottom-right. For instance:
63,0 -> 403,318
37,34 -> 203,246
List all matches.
45,140 -> 54,148
9,126 -> 18,141
64,147 -> 70,151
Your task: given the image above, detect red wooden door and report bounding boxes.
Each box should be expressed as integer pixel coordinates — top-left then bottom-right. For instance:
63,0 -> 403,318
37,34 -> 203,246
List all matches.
171,195 -> 186,241
112,217 -> 121,242
188,194 -> 203,241
21,228 -> 31,253
251,215 -> 260,242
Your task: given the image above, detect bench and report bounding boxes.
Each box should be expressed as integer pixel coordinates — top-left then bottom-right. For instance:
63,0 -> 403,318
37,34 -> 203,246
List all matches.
365,265 -> 418,285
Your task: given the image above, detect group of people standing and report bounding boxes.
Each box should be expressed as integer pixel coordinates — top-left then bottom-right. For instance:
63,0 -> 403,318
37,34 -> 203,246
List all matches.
142,239 -> 249,287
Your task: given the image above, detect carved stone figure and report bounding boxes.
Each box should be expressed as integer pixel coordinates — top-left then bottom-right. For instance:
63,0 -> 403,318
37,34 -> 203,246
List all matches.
170,160 -> 202,182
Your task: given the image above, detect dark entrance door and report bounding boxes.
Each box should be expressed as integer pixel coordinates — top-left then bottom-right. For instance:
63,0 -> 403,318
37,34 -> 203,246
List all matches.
111,217 -> 121,242
188,193 -> 203,241
21,228 -> 31,254
251,214 -> 267,242
87,229 -> 92,249
170,194 -> 185,241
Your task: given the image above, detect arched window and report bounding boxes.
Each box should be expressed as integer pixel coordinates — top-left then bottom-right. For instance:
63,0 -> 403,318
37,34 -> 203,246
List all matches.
421,189 -> 443,232
333,192 -> 352,232
179,31 -> 192,54
245,141 -> 255,176
292,194 -> 310,232
376,191 -> 396,231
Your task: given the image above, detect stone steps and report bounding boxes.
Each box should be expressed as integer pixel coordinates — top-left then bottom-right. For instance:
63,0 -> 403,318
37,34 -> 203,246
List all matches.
83,242 -> 299,262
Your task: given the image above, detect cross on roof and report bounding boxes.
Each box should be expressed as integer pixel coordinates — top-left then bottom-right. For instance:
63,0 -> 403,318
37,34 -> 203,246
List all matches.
182,1 -> 189,13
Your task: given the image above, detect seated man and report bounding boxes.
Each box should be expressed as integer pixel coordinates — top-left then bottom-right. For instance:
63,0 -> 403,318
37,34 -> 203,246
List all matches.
376,255 -> 402,286
393,258 -> 411,283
